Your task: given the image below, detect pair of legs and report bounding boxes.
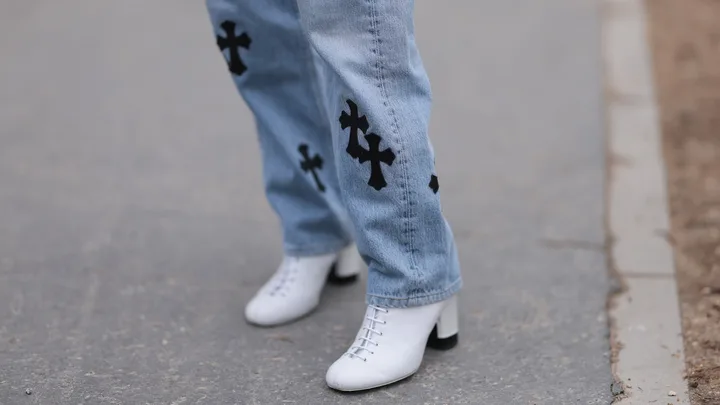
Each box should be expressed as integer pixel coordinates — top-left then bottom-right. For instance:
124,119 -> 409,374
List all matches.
206,0 -> 462,390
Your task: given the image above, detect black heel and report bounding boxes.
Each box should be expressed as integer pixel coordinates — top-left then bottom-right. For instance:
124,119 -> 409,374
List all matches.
426,325 -> 459,350
326,263 -> 358,285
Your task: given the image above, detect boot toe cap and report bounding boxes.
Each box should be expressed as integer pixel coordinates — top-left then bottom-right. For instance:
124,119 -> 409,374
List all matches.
325,355 -> 400,392
244,295 -> 316,326
244,297 -> 289,326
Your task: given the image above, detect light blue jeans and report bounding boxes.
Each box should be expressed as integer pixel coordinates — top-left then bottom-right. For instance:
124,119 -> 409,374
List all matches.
206,0 -> 461,308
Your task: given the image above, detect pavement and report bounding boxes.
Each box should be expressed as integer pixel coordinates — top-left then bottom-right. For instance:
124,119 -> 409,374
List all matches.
603,0 -> 690,403
0,1 -> 612,404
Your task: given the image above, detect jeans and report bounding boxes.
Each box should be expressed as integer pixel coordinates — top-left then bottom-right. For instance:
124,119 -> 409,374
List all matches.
206,0 -> 462,308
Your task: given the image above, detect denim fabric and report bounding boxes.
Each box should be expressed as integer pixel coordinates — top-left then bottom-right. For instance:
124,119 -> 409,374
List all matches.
206,0 -> 462,307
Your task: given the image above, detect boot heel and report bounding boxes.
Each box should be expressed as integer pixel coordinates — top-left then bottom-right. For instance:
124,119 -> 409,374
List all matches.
426,295 -> 459,350
327,244 -> 363,285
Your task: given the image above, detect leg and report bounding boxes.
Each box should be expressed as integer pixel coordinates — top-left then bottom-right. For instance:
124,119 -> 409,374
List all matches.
296,0 -> 462,390
207,0 -> 348,256
206,0 -> 363,326
297,0 -> 461,307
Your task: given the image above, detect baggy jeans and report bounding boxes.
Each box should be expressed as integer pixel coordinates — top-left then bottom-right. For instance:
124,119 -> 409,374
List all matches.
206,0 -> 462,308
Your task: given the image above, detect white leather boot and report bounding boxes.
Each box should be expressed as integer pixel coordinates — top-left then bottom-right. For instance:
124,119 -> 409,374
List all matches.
325,295 -> 459,391
244,244 -> 364,326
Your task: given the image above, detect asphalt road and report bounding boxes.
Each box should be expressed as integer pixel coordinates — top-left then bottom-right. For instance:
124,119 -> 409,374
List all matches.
0,1 -> 611,404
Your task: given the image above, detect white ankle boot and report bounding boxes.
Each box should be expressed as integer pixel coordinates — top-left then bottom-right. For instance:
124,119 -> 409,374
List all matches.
244,244 -> 364,326
325,295 -> 459,391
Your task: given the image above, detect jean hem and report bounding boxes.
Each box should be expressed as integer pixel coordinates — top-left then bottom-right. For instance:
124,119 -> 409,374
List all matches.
365,278 -> 462,308
283,239 -> 353,257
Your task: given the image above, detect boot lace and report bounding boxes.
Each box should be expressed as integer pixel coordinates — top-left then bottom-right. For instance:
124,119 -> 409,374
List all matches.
268,259 -> 298,297
345,306 -> 388,362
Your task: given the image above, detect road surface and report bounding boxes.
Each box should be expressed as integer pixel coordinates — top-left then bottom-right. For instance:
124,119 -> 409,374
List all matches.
0,1 -> 611,403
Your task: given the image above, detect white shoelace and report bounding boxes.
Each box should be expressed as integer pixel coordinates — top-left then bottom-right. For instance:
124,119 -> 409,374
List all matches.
345,305 -> 388,362
268,259 -> 298,297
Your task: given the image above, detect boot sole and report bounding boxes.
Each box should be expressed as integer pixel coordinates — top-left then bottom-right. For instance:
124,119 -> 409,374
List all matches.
326,263 -> 359,285
426,325 -> 459,350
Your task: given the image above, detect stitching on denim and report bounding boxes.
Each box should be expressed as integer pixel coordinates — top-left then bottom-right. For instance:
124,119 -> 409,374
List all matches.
367,0 -> 418,271
294,2 -> 331,134
284,239 -> 351,256
366,278 -> 462,301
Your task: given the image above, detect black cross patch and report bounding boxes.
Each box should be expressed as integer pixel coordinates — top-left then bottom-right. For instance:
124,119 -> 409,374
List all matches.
298,144 -> 326,192
429,174 -> 439,194
339,100 -> 395,191
339,100 -> 369,159
216,21 -> 251,76
358,133 -> 395,191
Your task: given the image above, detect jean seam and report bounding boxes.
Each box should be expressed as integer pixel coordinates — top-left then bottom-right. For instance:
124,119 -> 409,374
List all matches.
284,238 -> 352,256
368,0 -> 418,271
365,277 -> 462,301
294,2 -> 333,146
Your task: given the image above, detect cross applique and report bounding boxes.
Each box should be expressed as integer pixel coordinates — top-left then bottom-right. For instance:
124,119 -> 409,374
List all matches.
339,100 -> 396,191
216,21 -> 251,76
358,133 -> 395,191
298,144 -> 326,192
339,100 -> 369,160
429,174 -> 439,194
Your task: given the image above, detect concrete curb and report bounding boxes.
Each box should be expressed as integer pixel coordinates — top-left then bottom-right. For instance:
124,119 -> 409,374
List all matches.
602,0 -> 690,403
